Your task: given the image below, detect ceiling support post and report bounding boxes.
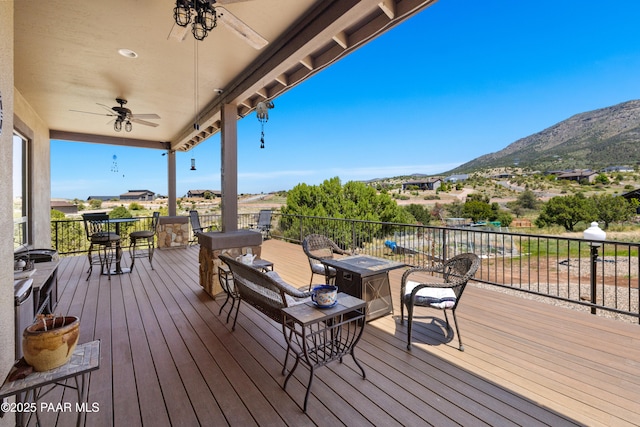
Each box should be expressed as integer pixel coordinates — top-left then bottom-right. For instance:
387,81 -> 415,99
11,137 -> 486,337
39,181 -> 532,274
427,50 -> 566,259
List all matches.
220,103 -> 238,232
167,150 -> 177,216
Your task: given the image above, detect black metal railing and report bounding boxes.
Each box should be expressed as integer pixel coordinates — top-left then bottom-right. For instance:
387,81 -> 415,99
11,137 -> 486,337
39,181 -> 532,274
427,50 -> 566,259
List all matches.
51,212 -> 640,321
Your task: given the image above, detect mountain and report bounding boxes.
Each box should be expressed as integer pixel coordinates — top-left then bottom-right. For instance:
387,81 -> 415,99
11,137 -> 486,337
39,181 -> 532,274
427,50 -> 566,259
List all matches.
449,100 -> 640,173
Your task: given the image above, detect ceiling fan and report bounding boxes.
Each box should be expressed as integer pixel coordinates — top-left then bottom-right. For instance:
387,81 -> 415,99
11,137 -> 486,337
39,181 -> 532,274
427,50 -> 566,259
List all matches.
71,98 -> 161,132
168,0 -> 268,49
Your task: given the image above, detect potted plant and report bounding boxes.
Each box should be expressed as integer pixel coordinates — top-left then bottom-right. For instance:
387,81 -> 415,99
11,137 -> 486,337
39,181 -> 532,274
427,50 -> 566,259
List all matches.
22,314 -> 80,371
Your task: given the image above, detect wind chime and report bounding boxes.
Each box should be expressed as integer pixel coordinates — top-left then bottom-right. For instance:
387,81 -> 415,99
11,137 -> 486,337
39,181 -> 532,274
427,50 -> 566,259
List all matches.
256,100 -> 274,148
111,155 -> 118,172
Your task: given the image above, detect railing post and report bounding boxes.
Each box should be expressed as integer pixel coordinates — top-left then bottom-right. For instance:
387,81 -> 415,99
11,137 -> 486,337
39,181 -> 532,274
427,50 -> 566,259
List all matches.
54,221 -> 59,251
351,220 -> 356,253
299,215 -> 304,243
590,245 -> 598,315
442,228 -> 448,261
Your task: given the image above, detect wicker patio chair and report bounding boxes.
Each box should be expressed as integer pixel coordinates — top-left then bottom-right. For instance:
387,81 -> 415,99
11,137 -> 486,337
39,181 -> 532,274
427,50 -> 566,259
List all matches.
302,234 -> 351,288
400,253 -> 480,351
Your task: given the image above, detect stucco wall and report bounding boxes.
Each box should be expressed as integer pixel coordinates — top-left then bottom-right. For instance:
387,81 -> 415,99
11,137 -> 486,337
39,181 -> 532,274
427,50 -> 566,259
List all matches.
14,90 -> 52,249
0,2 -> 16,425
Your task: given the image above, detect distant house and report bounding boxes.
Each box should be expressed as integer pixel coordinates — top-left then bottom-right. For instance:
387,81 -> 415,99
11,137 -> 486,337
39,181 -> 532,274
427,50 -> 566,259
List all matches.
602,166 -> 634,173
87,195 -> 119,201
50,200 -> 78,214
444,174 -> 469,183
556,170 -> 597,183
187,189 -> 221,198
493,173 -> 513,179
120,189 -> 155,201
401,178 -> 441,191
621,189 -> 640,213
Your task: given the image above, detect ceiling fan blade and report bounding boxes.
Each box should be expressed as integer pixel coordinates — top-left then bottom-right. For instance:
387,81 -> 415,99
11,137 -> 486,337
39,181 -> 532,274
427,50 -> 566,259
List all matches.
168,21 -> 189,41
70,109 -> 115,117
97,103 -> 117,114
130,113 -> 161,120
216,6 -> 268,50
130,118 -> 160,127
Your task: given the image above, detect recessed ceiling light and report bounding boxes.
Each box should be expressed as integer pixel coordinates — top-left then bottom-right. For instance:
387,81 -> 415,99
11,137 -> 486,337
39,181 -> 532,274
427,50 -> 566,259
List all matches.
118,48 -> 138,59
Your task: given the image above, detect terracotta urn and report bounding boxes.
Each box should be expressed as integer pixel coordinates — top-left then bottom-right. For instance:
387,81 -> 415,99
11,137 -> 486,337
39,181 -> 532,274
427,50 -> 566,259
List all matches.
22,316 -> 80,371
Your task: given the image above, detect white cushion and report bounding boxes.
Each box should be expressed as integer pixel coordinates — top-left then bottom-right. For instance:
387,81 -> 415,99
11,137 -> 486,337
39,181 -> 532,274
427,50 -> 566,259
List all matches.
404,280 -> 457,309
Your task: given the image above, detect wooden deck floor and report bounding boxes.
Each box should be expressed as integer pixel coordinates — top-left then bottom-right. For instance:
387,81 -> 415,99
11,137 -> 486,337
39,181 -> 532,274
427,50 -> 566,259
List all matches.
37,239 -> 640,426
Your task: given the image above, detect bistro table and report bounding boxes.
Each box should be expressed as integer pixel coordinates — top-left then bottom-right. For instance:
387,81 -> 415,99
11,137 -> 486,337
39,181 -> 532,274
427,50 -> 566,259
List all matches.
321,255 -> 405,321
106,217 -> 139,274
281,293 -> 366,412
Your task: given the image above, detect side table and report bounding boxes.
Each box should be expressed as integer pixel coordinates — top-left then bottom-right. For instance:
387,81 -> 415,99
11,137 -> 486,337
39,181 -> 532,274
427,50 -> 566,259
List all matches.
281,293 -> 366,412
0,340 -> 100,427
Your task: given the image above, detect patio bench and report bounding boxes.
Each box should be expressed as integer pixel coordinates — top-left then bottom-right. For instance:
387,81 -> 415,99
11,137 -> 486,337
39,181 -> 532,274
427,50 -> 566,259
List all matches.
218,254 -> 311,330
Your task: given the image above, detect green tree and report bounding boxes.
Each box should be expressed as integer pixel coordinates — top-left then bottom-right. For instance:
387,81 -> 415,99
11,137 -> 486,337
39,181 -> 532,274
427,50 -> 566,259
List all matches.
403,204 -> 431,225
594,174 -> 609,185
516,189 -> 540,210
463,200 -> 492,223
535,193 -> 593,231
89,199 -> 102,209
109,206 -> 132,218
50,209 -> 85,254
281,177 -> 413,247
445,200 -> 465,218
590,194 -> 635,229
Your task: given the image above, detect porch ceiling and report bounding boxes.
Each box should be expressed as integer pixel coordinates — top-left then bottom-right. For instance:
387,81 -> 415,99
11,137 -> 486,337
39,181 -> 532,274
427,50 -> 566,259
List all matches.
14,0 -> 437,152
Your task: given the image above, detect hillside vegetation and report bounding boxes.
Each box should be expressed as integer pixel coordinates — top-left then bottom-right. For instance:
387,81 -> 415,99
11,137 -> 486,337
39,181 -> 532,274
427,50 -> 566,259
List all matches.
450,99 -> 640,172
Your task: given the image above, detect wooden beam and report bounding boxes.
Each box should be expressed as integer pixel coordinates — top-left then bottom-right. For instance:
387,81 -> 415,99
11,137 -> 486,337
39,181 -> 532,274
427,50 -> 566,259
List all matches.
275,73 -> 289,87
379,0 -> 396,19
300,55 -> 314,70
49,130 -> 169,150
333,31 -> 349,49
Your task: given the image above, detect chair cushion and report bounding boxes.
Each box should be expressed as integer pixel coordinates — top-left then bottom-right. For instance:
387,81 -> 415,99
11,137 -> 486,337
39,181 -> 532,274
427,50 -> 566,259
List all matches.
130,230 -> 154,238
310,263 -> 336,276
404,280 -> 457,309
265,271 -> 312,306
90,232 -> 120,243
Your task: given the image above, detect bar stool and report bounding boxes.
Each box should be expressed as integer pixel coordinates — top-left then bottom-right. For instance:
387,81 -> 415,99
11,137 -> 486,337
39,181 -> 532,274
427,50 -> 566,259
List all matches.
82,213 -> 120,280
129,212 -> 159,271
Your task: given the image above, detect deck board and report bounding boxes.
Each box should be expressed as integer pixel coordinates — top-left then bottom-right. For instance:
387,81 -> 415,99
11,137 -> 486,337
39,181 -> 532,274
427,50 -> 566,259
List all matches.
34,238 -> 640,426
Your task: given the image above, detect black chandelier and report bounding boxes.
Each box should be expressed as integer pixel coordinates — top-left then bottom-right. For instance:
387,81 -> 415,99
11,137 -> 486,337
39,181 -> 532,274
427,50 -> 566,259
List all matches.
173,0 -> 218,41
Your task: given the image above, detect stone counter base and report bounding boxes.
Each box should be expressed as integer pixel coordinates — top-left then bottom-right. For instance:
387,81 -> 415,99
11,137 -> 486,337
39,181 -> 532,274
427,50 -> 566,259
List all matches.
199,245 -> 262,298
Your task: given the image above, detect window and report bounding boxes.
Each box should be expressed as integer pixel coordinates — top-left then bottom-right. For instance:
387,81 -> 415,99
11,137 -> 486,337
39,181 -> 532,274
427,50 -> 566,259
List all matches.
13,131 -> 29,249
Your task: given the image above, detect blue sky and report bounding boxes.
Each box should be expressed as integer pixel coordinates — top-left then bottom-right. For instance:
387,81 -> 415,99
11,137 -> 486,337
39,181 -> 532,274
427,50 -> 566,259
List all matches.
51,0 -> 640,199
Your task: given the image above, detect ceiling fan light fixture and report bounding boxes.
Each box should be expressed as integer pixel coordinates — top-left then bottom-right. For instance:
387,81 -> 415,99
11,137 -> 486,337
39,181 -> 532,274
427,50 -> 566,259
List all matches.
192,14 -> 208,40
125,120 -> 132,132
174,0 -> 192,27
201,5 -> 217,31
114,119 -> 122,132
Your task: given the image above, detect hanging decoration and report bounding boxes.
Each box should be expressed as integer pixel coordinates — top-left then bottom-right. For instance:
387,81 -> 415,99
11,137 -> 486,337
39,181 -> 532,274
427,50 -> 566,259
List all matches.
191,158 -> 197,171
256,100 -> 274,149
111,155 -> 118,173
